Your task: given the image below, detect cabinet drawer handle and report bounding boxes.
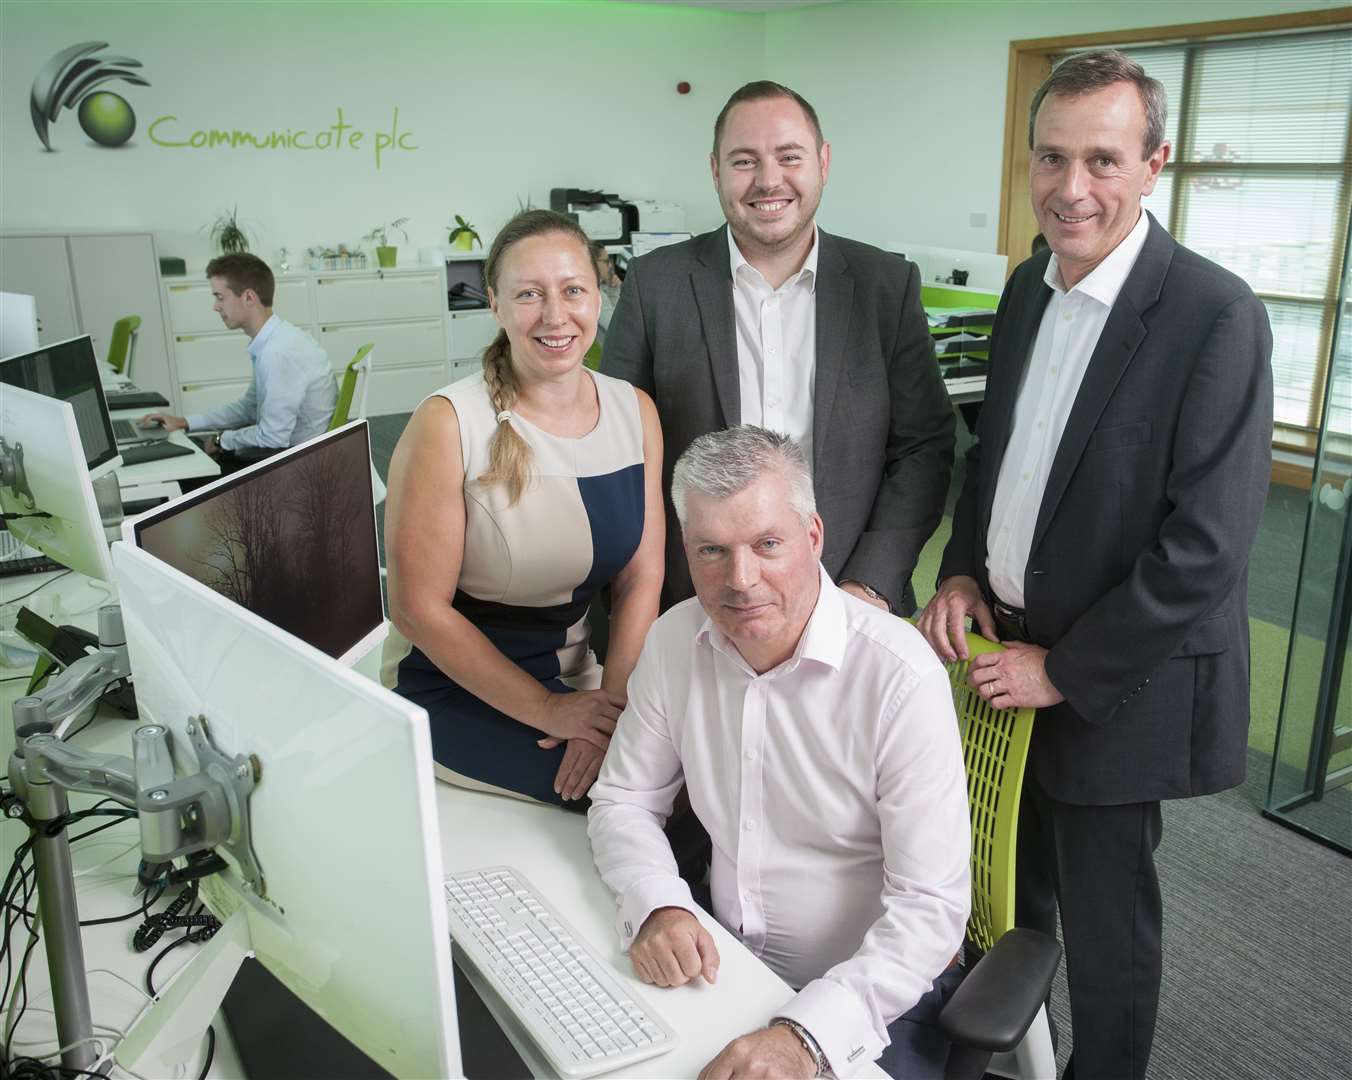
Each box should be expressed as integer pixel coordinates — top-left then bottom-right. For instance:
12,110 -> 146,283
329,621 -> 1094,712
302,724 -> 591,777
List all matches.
168,285 -> 193,293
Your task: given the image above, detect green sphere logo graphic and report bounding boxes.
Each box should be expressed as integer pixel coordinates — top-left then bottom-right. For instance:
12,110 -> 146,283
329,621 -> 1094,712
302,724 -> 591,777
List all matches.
31,41 -> 150,150
77,91 -> 136,146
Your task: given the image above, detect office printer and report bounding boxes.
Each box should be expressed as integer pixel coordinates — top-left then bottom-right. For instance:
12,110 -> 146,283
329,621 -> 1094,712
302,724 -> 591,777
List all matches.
549,190 -> 686,245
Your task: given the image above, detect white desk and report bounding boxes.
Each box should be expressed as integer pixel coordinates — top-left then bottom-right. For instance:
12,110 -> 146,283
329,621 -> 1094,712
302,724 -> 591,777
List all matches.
943,375 -> 987,406
439,784 -> 889,1079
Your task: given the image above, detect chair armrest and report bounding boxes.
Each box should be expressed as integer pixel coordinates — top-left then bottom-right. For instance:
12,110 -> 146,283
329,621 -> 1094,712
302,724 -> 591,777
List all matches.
939,927 -> 1061,1053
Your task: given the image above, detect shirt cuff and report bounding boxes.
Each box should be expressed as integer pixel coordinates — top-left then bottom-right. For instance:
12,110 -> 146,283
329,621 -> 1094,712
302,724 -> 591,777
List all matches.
184,413 -> 207,432
776,978 -> 885,1079
615,875 -> 699,952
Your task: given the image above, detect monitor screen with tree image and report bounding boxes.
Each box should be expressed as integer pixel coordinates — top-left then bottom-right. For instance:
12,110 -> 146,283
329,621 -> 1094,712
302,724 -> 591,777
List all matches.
124,421 -> 385,665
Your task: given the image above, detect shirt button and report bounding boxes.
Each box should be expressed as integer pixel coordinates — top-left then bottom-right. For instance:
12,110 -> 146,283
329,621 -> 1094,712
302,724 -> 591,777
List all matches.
1049,365 -> 1058,374
744,820 -> 756,831
745,750 -> 756,760
743,891 -> 754,902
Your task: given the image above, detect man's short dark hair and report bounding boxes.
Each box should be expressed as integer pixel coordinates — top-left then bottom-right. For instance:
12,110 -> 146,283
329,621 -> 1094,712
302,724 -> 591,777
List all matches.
713,81 -> 824,157
205,252 -> 275,307
1028,50 -> 1167,159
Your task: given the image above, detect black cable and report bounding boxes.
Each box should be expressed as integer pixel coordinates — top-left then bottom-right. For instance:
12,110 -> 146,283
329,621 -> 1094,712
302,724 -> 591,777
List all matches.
0,572 -> 71,607
143,931 -> 217,1080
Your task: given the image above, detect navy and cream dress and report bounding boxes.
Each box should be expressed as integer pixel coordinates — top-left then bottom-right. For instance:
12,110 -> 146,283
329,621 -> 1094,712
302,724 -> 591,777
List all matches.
384,370 -> 645,806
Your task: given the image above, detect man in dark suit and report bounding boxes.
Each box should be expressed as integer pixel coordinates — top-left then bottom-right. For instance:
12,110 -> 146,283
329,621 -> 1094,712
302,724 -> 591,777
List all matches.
918,52 -> 1273,1079
603,81 -> 954,614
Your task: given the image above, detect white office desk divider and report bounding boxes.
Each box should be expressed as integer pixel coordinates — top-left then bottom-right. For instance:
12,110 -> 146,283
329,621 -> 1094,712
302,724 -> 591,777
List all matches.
107,542 -> 460,1078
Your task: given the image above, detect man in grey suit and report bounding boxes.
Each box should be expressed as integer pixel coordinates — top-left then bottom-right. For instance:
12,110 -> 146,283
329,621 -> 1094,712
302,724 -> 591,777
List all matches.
602,80 -> 954,614
918,52 -> 1273,1078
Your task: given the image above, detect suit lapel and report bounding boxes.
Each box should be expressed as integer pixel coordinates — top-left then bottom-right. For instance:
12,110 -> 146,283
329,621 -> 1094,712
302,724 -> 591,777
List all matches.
1030,215 -> 1174,553
981,265 -> 1053,538
692,227 -> 740,425
812,231 -> 852,473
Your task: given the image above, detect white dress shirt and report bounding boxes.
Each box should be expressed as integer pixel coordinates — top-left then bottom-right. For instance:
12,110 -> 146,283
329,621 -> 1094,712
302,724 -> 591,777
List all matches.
588,568 -> 970,1077
186,315 -> 337,451
987,211 -> 1151,607
729,226 -> 819,470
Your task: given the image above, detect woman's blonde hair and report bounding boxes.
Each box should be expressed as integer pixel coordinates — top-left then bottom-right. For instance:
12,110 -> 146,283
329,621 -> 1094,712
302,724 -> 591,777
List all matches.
479,209 -> 597,504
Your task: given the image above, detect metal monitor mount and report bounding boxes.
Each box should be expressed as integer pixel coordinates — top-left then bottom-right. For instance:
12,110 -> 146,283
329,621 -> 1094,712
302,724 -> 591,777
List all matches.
7,670 -> 263,1075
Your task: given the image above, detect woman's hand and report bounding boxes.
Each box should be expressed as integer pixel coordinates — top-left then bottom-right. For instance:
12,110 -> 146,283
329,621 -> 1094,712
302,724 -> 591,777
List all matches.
542,738 -> 607,801
534,689 -> 623,751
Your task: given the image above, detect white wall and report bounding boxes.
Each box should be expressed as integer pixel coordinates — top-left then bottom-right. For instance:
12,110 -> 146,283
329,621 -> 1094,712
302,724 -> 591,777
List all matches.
763,0 -> 1345,253
0,0 -> 763,268
1,0 -> 1343,269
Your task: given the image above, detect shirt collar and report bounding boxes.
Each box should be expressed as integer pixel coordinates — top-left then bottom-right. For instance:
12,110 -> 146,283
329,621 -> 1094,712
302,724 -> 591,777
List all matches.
1044,209 -> 1151,308
696,563 -> 845,677
248,314 -> 280,359
727,223 -> 819,294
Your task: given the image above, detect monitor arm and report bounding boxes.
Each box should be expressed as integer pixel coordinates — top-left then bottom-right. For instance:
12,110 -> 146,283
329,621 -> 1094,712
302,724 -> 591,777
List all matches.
6,713 -> 263,1075
12,606 -> 132,738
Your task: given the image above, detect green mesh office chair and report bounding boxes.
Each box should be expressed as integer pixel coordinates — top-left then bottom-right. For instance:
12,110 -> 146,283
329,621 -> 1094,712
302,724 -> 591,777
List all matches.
329,343 -> 375,430
105,315 -> 141,378
326,343 -> 386,508
931,632 -> 1061,1080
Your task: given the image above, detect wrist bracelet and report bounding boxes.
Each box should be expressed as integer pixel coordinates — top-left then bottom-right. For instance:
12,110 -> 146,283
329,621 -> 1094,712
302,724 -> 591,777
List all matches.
771,1017 -> 827,1077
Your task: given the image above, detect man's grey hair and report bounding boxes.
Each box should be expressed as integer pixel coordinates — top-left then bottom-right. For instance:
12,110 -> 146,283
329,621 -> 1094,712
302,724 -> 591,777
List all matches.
670,427 -> 816,531
1028,50 -> 1168,158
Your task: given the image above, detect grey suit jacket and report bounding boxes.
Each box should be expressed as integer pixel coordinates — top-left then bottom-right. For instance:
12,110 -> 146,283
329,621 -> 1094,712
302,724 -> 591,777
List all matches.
941,213 -> 1274,805
602,226 -> 955,611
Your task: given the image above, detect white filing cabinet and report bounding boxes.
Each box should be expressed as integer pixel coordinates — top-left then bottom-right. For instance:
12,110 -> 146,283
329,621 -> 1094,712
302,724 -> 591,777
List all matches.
447,309 -> 498,384
0,231 -> 176,403
163,266 -> 452,418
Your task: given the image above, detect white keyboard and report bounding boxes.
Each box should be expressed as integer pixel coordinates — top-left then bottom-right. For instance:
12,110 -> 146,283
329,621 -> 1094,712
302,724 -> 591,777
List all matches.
445,866 -> 677,1078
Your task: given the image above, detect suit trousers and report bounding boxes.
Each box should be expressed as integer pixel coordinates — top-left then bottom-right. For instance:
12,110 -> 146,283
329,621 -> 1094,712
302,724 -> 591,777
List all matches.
1016,769 -> 1163,1080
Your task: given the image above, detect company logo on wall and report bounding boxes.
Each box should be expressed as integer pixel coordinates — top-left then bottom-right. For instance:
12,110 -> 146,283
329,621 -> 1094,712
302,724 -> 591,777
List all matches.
31,41 -> 150,150
29,41 -> 418,169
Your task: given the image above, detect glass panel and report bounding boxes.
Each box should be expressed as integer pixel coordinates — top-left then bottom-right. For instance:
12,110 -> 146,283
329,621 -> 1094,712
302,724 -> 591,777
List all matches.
1175,171 -> 1342,297
1187,34 -> 1352,165
1267,240 -> 1352,855
1141,168 -> 1174,225
1266,301 -> 1329,429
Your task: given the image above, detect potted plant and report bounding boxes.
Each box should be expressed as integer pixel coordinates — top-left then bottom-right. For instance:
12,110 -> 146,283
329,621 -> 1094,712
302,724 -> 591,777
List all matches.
208,207 -> 249,254
447,214 -> 482,252
365,217 -> 409,268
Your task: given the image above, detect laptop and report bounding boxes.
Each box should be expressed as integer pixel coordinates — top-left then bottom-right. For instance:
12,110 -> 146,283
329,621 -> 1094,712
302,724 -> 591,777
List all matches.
111,416 -> 171,445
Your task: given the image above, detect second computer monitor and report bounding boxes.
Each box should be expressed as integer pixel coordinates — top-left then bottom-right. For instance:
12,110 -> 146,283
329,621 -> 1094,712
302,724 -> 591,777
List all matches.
124,421 -> 385,664
0,335 -> 118,477
0,385 -> 114,581
112,540 -> 460,1079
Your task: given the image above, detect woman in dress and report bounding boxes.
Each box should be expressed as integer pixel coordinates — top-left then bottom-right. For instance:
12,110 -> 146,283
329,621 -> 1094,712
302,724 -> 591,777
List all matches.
383,210 -> 663,806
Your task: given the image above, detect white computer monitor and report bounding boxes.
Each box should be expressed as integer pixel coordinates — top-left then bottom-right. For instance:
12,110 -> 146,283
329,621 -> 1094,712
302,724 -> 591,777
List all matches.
888,242 -> 1010,292
0,335 -> 120,479
122,421 -> 386,665
0,385 -> 114,581
111,540 -> 461,1078
0,292 -> 40,358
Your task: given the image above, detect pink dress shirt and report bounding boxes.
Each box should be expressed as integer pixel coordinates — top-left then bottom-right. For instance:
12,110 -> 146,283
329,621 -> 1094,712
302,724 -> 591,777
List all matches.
587,568 -> 970,1076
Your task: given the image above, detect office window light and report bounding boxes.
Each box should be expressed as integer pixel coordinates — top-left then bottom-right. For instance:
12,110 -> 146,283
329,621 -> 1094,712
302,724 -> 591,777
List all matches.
1074,31 -> 1352,445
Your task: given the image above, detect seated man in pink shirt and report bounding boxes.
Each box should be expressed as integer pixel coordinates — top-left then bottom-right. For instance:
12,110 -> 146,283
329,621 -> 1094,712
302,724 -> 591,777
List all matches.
588,426 -> 970,1079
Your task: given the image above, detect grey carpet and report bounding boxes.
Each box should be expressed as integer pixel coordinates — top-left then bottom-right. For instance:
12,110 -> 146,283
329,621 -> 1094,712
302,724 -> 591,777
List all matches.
363,408 -> 1351,1078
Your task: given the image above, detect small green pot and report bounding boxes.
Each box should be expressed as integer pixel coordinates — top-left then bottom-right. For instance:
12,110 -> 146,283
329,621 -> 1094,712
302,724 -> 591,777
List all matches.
376,245 -> 397,268
452,233 -> 476,252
